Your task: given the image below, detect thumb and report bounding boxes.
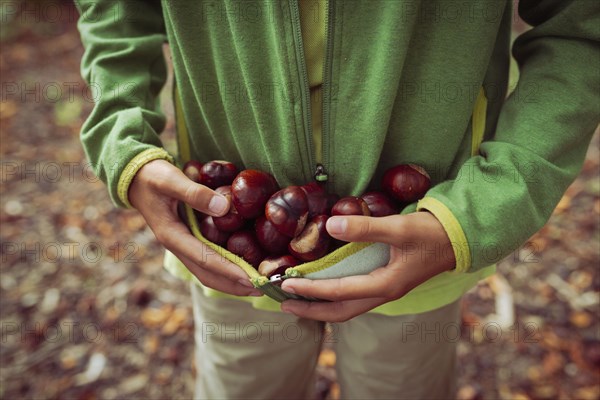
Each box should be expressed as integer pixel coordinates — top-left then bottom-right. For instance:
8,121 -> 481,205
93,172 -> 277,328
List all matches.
325,215 -> 405,245
148,160 -> 230,216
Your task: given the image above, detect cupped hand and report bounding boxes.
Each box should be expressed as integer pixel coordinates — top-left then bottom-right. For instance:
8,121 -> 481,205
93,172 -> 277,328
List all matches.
280,212 -> 456,321
129,159 -> 262,297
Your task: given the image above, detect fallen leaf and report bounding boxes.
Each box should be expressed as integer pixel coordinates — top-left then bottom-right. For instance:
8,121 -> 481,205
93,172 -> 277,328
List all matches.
118,374 -> 148,395
75,352 -> 107,386
510,392 -> 531,400
526,366 -> 543,381
329,382 -> 340,400
542,351 -> 564,376
569,310 -> 592,328
0,100 -> 18,119
574,386 -> 600,400
456,384 -> 483,400
141,305 -> 173,329
143,334 -> 160,355
318,348 -> 336,368
161,307 -> 189,336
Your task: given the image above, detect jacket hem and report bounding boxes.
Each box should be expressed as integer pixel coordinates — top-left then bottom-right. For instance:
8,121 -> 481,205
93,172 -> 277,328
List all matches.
163,250 -> 496,316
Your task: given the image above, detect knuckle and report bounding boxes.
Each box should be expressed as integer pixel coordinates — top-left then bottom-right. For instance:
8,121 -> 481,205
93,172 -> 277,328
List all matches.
154,229 -> 170,246
152,168 -> 172,192
385,284 -> 405,300
185,184 -> 209,210
193,257 -> 208,270
330,280 -> 346,300
358,218 -> 372,237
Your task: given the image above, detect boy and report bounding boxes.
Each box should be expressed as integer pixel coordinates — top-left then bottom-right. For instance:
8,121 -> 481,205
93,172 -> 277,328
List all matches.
76,0 -> 598,398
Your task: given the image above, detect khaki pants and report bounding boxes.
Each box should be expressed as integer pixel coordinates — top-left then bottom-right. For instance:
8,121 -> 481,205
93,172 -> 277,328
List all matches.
191,283 -> 460,400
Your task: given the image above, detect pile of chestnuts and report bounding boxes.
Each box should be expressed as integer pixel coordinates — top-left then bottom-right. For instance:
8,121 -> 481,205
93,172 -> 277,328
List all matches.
182,160 -> 431,278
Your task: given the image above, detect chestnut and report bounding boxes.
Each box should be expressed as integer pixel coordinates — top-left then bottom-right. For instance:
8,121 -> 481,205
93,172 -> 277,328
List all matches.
199,215 -> 230,247
289,215 -> 331,261
257,255 -> 299,278
226,230 -> 266,268
300,182 -> 329,217
199,160 -> 239,189
231,170 -> 279,219
361,191 -> 399,217
255,216 -> 291,256
183,160 -> 203,183
212,186 -> 245,232
331,196 -> 371,216
382,164 -> 431,203
265,186 -> 309,237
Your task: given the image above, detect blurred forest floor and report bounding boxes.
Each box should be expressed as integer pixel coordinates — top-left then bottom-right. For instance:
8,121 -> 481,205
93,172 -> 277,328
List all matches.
1,2 -> 599,399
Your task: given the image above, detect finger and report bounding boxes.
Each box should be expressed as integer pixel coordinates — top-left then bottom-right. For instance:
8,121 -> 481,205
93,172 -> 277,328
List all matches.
325,215 -> 405,244
281,297 -> 385,322
163,222 -> 251,283
153,163 -> 229,216
280,267 -> 403,302
144,206 -> 251,284
175,252 -> 263,297
141,194 -> 251,285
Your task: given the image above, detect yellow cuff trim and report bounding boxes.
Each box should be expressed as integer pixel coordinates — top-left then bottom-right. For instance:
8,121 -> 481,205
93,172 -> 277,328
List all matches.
117,148 -> 174,208
417,197 -> 471,273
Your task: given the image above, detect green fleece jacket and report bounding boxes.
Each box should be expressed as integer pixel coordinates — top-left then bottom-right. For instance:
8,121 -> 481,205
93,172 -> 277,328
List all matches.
76,0 -> 599,314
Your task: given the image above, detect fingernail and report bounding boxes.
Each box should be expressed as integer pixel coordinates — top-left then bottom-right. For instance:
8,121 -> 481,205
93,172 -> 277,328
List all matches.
327,217 -> 347,235
238,279 -> 254,288
281,304 -> 296,314
282,285 -> 295,294
208,195 -> 228,214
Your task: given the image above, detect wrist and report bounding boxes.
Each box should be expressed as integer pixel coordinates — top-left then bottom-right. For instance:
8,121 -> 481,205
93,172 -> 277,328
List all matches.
118,148 -> 174,208
404,211 -> 456,272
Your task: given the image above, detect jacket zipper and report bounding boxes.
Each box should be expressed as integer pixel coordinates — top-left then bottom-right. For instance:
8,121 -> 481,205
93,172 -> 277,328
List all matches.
290,0 -> 334,185
321,0 -> 335,186
290,1 -> 316,183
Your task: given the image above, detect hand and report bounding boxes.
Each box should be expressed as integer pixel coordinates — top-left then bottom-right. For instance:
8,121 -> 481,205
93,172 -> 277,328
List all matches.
129,159 -> 262,296
280,212 -> 456,321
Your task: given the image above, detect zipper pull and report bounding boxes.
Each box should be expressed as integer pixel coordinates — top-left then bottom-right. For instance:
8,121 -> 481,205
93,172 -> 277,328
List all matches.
314,163 -> 328,183
269,274 -> 285,286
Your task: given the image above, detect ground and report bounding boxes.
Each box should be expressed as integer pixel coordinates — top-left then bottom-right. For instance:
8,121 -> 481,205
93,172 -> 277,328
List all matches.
1,2 -> 598,399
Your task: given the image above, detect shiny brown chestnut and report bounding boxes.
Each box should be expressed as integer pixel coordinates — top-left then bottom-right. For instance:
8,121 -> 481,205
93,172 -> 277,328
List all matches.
199,160 -> 239,189
289,215 -> 331,262
199,215 -> 230,247
382,164 -> 431,203
226,231 -> 266,268
183,160 -> 203,183
331,196 -> 371,216
265,186 -> 309,237
255,216 -> 291,256
257,255 -> 300,278
212,186 -> 245,232
300,182 -> 329,217
361,191 -> 399,217
231,170 -> 279,219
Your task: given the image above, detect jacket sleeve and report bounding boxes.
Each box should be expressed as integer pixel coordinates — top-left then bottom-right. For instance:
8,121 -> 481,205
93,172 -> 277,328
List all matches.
76,0 -> 173,208
417,0 -> 599,272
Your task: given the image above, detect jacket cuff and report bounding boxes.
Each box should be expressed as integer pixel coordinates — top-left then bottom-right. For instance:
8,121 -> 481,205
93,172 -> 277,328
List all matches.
416,197 -> 471,273
117,147 -> 174,208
